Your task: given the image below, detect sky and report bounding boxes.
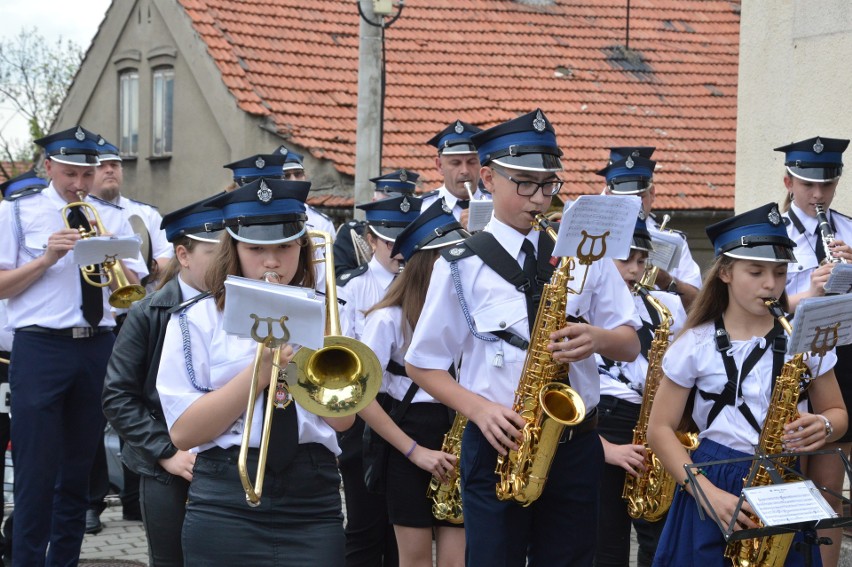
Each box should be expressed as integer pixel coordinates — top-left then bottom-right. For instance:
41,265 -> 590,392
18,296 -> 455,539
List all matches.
0,0 -> 112,144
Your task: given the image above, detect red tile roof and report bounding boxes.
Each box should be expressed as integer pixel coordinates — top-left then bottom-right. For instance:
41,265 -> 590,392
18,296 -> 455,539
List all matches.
179,0 -> 740,210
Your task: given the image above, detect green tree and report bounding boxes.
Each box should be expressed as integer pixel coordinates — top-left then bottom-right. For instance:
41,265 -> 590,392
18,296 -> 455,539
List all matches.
0,27 -> 83,179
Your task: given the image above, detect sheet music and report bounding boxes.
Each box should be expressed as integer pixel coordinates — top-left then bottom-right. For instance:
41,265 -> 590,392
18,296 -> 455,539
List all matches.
73,235 -> 142,266
824,263 -> 852,295
743,480 -> 836,526
788,294 -> 852,355
648,229 -> 684,272
223,275 -> 325,350
467,200 -> 493,232
553,195 -> 641,259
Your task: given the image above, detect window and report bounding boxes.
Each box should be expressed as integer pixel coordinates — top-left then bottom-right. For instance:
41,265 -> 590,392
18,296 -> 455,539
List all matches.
152,67 -> 174,156
119,71 -> 139,156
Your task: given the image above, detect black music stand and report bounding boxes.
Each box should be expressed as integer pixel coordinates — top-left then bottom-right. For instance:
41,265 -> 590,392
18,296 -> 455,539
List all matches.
686,447 -> 852,566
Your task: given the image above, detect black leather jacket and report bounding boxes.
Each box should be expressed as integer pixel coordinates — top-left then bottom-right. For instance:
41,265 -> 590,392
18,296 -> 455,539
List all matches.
102,277 -> 183,482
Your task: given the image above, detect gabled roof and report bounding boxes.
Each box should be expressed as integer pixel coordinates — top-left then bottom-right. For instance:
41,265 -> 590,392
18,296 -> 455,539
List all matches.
179,0 -> 740,210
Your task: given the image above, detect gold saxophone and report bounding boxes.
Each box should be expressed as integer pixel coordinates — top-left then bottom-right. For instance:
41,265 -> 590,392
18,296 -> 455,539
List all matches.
427,412 -> 468,524
723,298 -> 809,567
495,214 -> 598,506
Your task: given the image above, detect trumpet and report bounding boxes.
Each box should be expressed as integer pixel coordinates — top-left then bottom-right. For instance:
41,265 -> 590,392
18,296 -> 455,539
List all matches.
61,192 -> 145,308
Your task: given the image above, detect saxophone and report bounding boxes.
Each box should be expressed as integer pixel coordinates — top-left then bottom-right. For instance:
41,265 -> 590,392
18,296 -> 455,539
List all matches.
427,412 -> 468,523
814,204 -> 847,265
723,298 -> 809,567
494,214 -> 588,506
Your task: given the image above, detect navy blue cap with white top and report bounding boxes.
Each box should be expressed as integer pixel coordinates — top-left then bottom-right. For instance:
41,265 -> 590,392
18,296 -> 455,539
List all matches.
96,136 -> 122,162
774,136 -> 850,183
0,169 -> 48,199
207,178 -> 309,244
471,109 -> 563,173
223,153 -> 288,185
597,155 -> 656,195
370,169 -> 419,195
705,202 -> 796,263
391,199 -> 469,261
356,195 -> 422,241
160,194 -> 225,243
426,120 -> 482,155
35,126 -> 101,166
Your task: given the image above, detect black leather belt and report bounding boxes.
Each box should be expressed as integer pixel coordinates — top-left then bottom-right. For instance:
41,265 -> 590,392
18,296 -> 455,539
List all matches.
17,325 -> 113,339
559,407 -> 599,443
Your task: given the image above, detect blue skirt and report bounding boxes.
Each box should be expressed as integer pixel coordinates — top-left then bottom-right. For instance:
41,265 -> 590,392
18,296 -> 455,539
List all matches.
652,439 -> 821,567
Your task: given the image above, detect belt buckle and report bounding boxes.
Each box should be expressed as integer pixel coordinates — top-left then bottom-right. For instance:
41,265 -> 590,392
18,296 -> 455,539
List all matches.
72,327 -> 91,339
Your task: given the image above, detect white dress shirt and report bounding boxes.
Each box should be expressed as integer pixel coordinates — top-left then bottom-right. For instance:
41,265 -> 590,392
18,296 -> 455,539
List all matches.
337,256 -> 396,341
783,202 -> 852,295
421,185 -> 491,222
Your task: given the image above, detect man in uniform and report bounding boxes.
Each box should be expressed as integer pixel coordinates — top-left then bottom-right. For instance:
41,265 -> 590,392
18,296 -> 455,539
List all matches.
0,126 -> 146,565
422,120 -> 487,230
273,144 -> 337,238
598,147 -> 702,308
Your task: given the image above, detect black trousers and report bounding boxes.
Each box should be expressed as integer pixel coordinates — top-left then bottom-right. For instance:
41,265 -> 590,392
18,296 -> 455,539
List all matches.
595,395 -> 664,567
140,473 -> 189,567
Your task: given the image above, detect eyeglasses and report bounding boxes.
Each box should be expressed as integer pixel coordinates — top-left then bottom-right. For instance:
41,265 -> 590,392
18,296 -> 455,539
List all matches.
490,167 -> 563,197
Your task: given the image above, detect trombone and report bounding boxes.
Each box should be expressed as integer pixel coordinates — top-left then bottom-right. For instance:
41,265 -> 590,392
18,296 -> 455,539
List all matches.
61,192 -> 146,308
237,233 -> 382,506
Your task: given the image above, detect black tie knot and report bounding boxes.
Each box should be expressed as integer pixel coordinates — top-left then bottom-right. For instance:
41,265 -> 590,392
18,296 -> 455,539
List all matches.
457,200 -> 470,210
66,207 -> 92,232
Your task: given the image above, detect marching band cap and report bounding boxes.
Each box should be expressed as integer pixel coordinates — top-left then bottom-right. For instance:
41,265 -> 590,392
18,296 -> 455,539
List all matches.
774,136 -> 850,183
370,169 -> 419,195
160,194 -> 225,244
207,178 -> 309,245
631,216 -> 653,253
271,145 -> 305,171
426,120 -> 482,155
608,146 -> 655,163
96,136 -> 122,162
597,155 -> 656,195
705,202 -> 796,263
0,169 -> 48,199
223,153 -> 288,185
356,194 -> 422,241
470,109 -> 563,173
391,198 -> 470,261
35,126 -> 101,166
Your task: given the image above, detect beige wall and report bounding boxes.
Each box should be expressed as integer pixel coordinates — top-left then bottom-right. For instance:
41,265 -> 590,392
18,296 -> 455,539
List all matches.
737,0 -> 852,215
53,0 -> 352,214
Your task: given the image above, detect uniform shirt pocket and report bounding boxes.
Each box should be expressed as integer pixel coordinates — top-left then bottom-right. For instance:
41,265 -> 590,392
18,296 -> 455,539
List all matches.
472,296 -> 528,364
23,232 -> 50,254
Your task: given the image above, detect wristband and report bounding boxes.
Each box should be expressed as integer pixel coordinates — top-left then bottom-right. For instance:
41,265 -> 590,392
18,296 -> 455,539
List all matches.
405,441 -> 417,459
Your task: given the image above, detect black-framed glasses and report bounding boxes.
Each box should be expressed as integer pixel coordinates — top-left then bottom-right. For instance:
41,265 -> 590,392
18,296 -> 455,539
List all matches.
491,167 -> 563,196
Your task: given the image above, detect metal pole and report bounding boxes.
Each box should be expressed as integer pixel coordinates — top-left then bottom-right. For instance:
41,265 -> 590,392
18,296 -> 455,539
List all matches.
354,1 -> 384,219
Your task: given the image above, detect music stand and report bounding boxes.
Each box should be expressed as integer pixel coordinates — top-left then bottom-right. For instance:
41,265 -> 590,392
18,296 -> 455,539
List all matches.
686,447 -> 852,565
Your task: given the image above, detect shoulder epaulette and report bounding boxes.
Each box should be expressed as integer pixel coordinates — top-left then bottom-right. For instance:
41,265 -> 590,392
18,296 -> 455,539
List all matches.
669,228 -> 688,241
127,197 -> 158,209
309,205 -> 332,221
420,189 -> 440,199
336,263 -> 368,287
440,240 -> 477,262
89,194 -> 123,209
832,208 -> 852,221
167,291 -> 212,315
6,186 -> 45,201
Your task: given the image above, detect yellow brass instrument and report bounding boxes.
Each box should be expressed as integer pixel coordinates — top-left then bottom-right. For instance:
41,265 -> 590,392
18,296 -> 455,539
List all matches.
291,230 -> 382,417
723,298 -> 813,567
0,357 -> 8,365
814,204 -> 847,264
61,192 -> 145,308
237,271 -> 289,506
427,412 -> 467,523
495,214 -> 599,506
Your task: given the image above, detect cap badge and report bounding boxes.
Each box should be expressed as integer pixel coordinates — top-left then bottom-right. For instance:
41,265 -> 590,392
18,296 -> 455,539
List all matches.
626,156 -> 635,169
448,247 -> 465,257
533,111 -> 546,133
399,170 -> 408,183
97,137 -> 106,146
813,138 -> 824,154
278,147 -> 288,156
340,272 -> 351,281
631,150 -> 641,157
257,179 -> 273,203
454,121 -> 464,134
255,157 -> 265,169
74,127 -> 85,142
400,197 -> 411,213
767,206 -> 782,226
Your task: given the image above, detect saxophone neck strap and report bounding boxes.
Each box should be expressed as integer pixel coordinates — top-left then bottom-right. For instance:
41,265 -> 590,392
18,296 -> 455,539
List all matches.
700,318 -> 785,433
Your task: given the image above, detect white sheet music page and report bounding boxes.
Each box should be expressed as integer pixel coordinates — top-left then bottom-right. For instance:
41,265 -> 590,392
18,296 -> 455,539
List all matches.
467,200 -> 493,232
648,229 -> 684,272
743,480 -> 836,526
73,235 -> 142,266
787,294 -> 852,356
553,195 -> 641,259
824,263 -> 852,295
223,275 -> 325,350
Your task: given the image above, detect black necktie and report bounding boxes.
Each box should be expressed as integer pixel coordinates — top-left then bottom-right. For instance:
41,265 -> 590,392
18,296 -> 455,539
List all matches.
66,207 -> 104,328
265,364 -> 299,472
815,224 -> 827,264
457,200 -> 470,210
521,238 -> 539,330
